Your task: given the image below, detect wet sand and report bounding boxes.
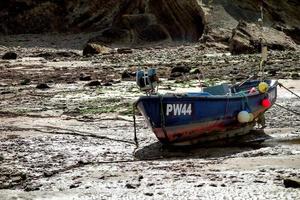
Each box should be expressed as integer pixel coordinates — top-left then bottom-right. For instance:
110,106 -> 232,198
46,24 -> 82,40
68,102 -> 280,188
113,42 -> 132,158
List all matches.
0,33 -> 300,199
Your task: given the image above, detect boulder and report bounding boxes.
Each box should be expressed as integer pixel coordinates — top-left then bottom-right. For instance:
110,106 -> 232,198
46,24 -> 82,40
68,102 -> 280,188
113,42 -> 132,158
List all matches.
85,80 -> 101,87
79,74 -> 92,81
229,21 -> 297,55
36,83 -> 50,90
171,66 -> 191,74
2,52 -> 17,60
284,178 -> 300,188
82,43 -> 111,56
121,70 -> 135,80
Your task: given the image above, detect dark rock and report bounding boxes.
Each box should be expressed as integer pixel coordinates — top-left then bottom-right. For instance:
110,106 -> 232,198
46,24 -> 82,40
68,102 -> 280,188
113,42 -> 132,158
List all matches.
0,154 -> 4,161
1,90 -> 12,95
253,180 -> 266,183
83,43 -> 111,56
77,160 -> 90,165
20,173 -> 27,180
267,69 -> 277,76
20,79 -> 31,85
102,82 -> 113,86
170,72 -> 185,78
209,183 -> 217,187
2,52 -> 17,60
284,178 -> 300,188
195,183 -> 205,187
36,83 -> 50,89
43,171 -> 54,177
125,183 -> 140,189
85,80 -> 101,87
138,175 -> 144,181
121,71 -> 131,79
121,70 -> 135,80
171,66 -> 191,74
25,184 -> 40,191
79,74 -> 92,81
291,72 -> 299,79
69,183 -> 80,189
144,192 -> 153,196
117,48 -> 133,54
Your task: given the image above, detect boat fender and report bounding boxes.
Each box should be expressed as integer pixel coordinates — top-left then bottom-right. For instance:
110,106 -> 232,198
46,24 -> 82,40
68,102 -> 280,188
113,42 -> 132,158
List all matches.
258,82 -> 269,93
237,111 -> 250,123
248,113 -> 254,122
261,98 -> 271,108
249,87 -> 257,94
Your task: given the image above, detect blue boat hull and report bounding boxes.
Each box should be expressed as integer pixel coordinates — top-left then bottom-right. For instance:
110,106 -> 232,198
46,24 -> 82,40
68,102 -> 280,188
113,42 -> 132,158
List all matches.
135,80 -> 277,145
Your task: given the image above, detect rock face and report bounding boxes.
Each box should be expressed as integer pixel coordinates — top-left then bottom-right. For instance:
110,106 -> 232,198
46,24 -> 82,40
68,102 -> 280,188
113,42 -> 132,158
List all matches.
229,21 -> 297,54
83,0 -> 206,47
0,0 -> 299,48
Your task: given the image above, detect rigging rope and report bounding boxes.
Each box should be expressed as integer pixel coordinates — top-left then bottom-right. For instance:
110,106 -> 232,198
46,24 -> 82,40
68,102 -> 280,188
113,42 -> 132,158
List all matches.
278,82 -> 300,99
133,104 -> 139,150
274,82 -> 300,116
274,103 -> 300,116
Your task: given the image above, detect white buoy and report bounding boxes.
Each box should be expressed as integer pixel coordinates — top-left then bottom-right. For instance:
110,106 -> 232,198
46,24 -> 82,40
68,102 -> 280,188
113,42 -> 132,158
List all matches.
237,111 -> 250,123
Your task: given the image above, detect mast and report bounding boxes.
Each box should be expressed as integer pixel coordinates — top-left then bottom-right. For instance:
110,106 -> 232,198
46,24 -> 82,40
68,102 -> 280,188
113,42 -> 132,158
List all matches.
259,0 -> 267,81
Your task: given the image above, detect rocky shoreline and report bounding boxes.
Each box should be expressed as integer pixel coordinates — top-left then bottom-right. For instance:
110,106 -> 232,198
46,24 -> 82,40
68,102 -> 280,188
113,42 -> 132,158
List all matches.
0,33 -> 300,199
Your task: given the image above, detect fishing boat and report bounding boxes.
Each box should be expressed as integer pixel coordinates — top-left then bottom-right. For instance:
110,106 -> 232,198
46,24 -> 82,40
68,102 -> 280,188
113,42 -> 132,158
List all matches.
133,69 -> 277,145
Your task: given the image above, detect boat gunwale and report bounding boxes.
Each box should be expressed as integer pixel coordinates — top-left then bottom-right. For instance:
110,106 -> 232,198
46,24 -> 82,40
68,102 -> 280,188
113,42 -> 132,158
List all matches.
135,80 -> 278,102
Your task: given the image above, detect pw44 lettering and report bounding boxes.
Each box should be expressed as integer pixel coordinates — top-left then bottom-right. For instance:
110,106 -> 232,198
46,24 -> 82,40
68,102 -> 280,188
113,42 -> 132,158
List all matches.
166,104 -> 192,116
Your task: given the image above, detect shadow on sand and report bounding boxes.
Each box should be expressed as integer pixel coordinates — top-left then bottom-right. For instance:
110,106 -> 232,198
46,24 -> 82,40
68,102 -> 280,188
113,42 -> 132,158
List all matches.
134,130 -> 272,161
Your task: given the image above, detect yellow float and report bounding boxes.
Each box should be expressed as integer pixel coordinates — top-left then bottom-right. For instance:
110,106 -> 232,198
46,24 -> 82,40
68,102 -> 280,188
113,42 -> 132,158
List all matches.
258,82 -> 269,93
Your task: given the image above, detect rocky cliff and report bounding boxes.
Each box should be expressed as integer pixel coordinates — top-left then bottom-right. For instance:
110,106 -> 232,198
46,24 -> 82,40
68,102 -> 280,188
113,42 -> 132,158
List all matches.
1,0 -> 299,51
